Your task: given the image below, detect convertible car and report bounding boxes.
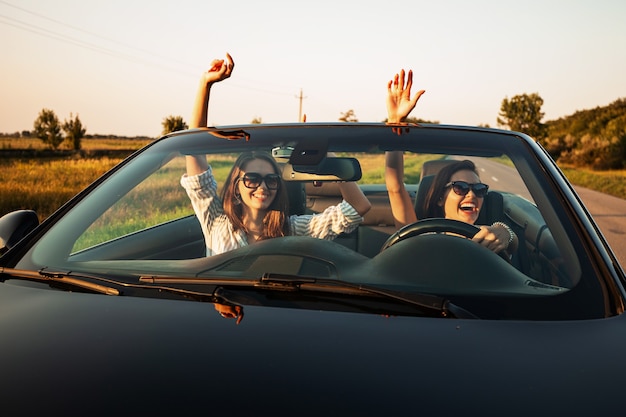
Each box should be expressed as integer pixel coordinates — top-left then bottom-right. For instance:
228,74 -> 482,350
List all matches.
1,123 -> 625,415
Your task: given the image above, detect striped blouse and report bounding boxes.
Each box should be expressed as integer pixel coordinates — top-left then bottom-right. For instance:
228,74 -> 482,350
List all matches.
180,166 -> 363,256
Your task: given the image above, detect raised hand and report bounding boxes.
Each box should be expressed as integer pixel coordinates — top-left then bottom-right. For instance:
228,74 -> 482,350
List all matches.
386,69 -> 425,123
203,53 -> 235,85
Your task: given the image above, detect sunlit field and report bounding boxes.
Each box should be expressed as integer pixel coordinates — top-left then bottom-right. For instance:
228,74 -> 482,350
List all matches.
0,157 -> 123,220
72,155 -> 236,251
0,136 -> 151,151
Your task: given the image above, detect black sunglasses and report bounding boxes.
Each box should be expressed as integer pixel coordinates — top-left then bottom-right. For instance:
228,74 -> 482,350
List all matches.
239,173 -> 281,190
445,181 -> 489,198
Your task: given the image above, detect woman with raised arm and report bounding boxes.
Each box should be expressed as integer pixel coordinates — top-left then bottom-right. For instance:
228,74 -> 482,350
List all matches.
180,54 -> 371,255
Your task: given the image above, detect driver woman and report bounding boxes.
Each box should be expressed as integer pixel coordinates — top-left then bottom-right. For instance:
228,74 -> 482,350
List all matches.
384,69 -> 517,254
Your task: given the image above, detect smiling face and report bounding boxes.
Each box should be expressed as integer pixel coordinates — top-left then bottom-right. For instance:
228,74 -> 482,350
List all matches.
237,158 -> 278,213
440,169 -> 483,224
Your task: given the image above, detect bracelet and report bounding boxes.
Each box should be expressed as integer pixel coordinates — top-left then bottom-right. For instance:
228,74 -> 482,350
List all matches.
492,221 -> 515,247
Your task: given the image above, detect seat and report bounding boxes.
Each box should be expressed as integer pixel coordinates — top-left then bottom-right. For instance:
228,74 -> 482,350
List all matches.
274,155 -> 306,216
285,182 -> 306,215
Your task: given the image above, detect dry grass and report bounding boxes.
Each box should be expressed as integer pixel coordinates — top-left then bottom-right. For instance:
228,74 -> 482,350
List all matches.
560,165 -> 626,199
0,136 -> 151,151
0,157 -> 123,220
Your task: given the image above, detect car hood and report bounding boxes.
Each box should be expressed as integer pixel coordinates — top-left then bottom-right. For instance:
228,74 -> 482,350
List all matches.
1,281 -> 624,416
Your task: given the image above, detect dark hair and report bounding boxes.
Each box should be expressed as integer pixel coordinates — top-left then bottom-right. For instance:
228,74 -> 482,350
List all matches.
423,160 -> 479,218
221,151 -> 290,239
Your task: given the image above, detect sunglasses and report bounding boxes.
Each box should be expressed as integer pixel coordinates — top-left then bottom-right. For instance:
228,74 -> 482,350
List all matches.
239,173 -> 281,190
445,181 -> 489,198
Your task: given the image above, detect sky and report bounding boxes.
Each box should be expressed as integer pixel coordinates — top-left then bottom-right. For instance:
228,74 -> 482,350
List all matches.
1,0 -> 625,137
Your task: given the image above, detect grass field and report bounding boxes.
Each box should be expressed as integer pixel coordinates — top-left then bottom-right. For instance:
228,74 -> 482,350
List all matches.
0,136 -> 151,151
1,137 -> 625,225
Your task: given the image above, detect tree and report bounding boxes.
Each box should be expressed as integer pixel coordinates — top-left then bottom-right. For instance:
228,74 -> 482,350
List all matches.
339,109 -> 358,122
162,115 -> 188,135
62,113 -> 86,150
33,108 -> 63,149
251,117 -> 263,124
497,93 -> 546,139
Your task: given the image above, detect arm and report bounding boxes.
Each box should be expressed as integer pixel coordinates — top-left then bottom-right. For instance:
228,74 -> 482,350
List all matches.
386,151 -> 417,227
186,53 -> 235,176
337,181 -> 371,217
325,152 -> 371,216
384,69 -> 425,227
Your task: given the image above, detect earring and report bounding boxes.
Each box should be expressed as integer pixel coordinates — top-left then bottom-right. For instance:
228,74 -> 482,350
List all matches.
234,193 -> 241,205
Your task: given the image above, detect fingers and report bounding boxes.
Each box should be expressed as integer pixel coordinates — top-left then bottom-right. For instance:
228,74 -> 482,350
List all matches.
207,53 -> 234,79
209,59 -> 224,72
398,69 -> 406,92
226,52 -> 234,68
235,306 -> 244,325
412,89 -> 426,106
224,52 -> 234,77
472,226 -> 504,252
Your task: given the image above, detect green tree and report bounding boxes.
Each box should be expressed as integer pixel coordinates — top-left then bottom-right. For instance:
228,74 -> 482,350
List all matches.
162,115 -> 188,135
497,93 -> 547,139
339,109 -> 358,122
33,108 -> 63,149
62,113 -> 86,150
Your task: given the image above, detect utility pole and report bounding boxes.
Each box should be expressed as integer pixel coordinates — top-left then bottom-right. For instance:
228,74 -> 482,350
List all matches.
296,88 -> 307,122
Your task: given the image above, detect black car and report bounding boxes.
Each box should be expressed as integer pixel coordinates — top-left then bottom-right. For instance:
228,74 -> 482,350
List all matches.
1,123 -> 625,416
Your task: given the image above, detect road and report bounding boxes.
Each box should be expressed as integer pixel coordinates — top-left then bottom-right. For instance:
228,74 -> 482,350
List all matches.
574,186 -> 626,268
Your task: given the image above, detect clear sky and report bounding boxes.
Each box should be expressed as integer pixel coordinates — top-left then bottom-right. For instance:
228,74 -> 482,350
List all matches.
1,0 -> 625,137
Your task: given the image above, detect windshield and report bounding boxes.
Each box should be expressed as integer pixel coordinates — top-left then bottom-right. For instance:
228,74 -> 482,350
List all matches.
12,124 -> 610,320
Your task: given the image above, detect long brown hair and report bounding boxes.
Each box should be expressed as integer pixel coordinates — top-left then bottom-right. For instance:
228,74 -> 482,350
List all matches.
221,151 -> 290,239
423,160 -> 479,218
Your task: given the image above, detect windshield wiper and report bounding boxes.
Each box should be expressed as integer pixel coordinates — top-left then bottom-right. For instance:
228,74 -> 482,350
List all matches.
1,267 -> 120,296
258,273 -> 478,318
139,272 -> 478,319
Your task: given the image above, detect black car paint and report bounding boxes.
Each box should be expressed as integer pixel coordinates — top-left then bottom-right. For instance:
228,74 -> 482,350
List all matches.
1,280 -> 624,416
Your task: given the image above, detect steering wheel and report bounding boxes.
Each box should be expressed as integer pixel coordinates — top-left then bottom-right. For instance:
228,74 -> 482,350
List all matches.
380,218 -> 510,261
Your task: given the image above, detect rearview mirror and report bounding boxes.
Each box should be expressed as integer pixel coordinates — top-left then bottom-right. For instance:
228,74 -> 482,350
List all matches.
281,157 -> 362,182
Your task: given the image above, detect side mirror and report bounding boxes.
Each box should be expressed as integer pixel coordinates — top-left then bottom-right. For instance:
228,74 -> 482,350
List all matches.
0,210 -> 39,255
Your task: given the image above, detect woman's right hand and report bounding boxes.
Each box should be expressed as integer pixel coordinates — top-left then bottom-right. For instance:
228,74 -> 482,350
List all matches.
386,69 -> 424,123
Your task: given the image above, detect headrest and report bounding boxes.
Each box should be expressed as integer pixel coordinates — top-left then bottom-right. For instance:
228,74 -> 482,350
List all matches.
415,175 -> 434,219
420,159 -> 457,179
304,182 -> 343,196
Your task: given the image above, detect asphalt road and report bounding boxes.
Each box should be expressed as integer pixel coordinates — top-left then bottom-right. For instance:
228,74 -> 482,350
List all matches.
574,186 -> 626,268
